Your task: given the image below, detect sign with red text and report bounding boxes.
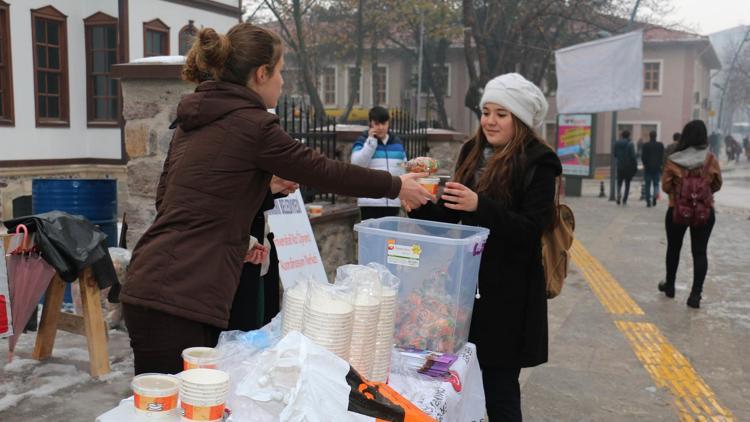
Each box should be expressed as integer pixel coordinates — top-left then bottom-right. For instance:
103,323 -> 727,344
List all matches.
267,191 -> 328,288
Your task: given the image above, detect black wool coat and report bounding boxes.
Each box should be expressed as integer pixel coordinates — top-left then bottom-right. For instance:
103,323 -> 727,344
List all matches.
409,137 -> 562,369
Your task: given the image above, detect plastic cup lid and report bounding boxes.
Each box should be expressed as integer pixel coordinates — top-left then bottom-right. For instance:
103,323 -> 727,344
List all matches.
180,369 -> 229,386
132,373 -> 181,396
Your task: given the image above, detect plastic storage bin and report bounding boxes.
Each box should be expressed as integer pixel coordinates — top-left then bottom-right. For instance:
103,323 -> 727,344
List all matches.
354,217 -> 489,353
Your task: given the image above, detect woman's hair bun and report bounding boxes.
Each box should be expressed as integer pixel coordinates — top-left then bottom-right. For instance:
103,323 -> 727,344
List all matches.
182,28 -> 232,83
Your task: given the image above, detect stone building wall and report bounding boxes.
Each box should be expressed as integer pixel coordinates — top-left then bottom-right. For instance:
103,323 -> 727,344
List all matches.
116,69 -> 194,246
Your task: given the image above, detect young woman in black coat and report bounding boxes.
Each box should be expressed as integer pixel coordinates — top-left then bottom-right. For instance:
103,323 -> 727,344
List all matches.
409,73 -> 561,421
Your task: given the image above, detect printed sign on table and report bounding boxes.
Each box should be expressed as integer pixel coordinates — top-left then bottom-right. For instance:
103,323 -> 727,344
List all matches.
267,191 -> 328,288
557,114 -> 593,177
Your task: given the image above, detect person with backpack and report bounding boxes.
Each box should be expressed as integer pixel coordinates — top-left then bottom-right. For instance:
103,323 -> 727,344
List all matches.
614,130 -> 637,205
659,120 -> 722,308
408,73 -> 561,421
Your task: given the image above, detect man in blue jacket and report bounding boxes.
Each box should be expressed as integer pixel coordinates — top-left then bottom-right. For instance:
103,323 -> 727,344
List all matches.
351,106 -> 408,220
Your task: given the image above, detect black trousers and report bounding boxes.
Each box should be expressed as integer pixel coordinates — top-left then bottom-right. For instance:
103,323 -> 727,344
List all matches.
482,367 -> 522,422
665,207 -> 715,296
616,174 -> 633,203
360,206 -> 400,221
123,303 -> 221,375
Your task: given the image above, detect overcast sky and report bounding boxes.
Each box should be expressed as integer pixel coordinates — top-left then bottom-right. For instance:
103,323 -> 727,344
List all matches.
664,0 -> 749,34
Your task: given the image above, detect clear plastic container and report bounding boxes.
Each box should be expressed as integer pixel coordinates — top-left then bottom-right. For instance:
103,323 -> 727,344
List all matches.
354,217 -> 489,353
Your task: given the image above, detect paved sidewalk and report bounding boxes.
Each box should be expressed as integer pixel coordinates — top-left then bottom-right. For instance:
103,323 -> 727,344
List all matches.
521,177 -> 749,421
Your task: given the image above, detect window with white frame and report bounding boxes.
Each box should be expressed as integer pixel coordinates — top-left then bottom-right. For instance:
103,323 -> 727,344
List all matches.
320,67 -> 336,106
643,61 -> 661,94
346,66 -> 362,105
372,65 -> 387,105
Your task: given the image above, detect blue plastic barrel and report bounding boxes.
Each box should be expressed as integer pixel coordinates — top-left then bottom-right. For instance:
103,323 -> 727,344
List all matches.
32,179 -> 118,247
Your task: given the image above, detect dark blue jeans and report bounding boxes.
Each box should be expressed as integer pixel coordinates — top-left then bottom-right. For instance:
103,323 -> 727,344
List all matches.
644,170 -> 661,204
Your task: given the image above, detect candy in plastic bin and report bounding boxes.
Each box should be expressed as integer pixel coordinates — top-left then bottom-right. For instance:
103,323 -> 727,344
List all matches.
403,157 -> 439,174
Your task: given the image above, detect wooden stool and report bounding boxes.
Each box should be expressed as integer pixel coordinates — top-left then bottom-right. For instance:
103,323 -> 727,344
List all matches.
33,267 -> 111,377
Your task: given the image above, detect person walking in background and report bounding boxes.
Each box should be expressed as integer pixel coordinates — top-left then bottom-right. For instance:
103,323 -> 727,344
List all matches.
614,130 -> 637,205
659,120 -> 722,309
351,106 -> 408,220
641,130 -> 664,207
724,135 -> 735,161
665,132 -> 681,163
731,136 -> 742,164
709,131 -> 721,156
743,136 -> 750,161
409,73 -> 560,421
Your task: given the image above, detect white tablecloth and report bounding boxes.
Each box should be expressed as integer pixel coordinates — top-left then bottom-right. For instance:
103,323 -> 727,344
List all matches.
388,343 -> 486,422
97,343 -> 486,422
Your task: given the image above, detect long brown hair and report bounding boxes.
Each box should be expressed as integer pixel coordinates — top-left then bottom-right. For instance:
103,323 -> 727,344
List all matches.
454,115 -> 548,205
182,23 -> 283,85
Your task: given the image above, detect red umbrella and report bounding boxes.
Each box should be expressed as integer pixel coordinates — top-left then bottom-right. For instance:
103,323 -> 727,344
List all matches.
7,225 -> 56,359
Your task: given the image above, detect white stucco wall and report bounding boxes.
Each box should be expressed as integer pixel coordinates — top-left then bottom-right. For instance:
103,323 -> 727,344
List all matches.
1,0 -> 120,161
129,0 -> 238,60
0,0 -> 238,162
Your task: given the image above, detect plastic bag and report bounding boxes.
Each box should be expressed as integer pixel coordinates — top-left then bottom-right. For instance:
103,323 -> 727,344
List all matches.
402,157 -> 440,174
366,263 -> 400,382
230,331 -> 353,422
335,265 -> 382,378
281,278 -> 311,336
104,247 -> 131,328
302,280 -> 354,360
346,367 -> 436,422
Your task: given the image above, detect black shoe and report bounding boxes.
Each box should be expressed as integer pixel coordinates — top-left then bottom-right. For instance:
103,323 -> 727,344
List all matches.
616,198 -> 621,205
658,281 -> 675,298
647,202 -> 652,208
687,294 -> 701,309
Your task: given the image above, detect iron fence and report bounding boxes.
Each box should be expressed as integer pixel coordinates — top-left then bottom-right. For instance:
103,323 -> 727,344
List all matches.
389,109 -> 429,159
277,96 -> 337,203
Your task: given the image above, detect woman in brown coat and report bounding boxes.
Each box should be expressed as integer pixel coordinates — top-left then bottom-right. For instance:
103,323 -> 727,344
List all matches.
659,120 -> 722,308
121,24 -> 433,374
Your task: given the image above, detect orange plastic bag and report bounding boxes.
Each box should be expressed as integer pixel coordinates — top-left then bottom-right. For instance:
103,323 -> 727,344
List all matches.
347,367 -> 436,422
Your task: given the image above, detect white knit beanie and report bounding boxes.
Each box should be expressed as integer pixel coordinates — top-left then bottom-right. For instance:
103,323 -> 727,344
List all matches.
479,73 -> 548,129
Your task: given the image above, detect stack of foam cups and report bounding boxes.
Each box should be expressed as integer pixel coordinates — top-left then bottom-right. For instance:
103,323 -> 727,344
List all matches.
371,287 -> 398,382
303,288 -> 354,360
348,294 -> 381,378
180,368 -> 230,422
282,282 -> 307,336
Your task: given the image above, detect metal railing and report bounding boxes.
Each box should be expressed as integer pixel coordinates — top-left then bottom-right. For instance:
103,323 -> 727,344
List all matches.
389,109 -> 429,159
277,96 -> 338,204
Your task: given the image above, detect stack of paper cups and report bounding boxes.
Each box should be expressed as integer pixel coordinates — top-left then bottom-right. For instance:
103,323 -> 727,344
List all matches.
179,368 -> 230,422
303,288 -> 354,360
348,295 -> 381,378
282,282 -> 307,336
371,287 -> 398,382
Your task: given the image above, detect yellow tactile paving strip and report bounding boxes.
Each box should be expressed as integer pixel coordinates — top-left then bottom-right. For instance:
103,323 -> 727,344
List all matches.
571,240 -> 735,421
570,240 -> 645,315
615,321 -> 735,421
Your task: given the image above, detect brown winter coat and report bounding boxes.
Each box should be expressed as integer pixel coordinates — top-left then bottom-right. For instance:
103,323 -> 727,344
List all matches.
662,148 -> 722,208
121,81 -> 401,328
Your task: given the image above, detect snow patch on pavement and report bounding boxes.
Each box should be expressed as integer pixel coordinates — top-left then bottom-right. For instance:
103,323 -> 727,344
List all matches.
0,362 -> 90,412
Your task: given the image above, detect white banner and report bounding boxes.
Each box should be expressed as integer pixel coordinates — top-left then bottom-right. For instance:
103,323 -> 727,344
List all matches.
555,30 -> 643,114
266,191 -> 328,289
